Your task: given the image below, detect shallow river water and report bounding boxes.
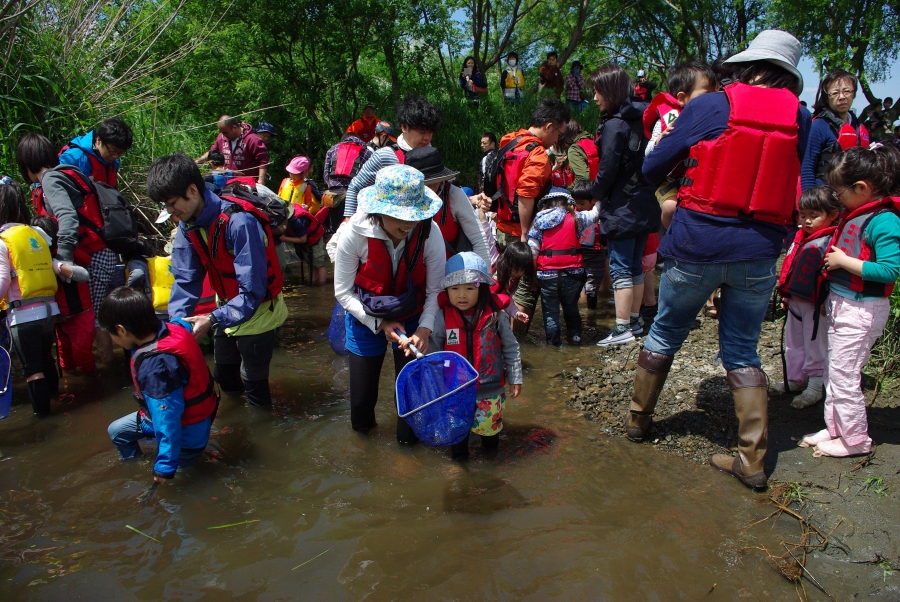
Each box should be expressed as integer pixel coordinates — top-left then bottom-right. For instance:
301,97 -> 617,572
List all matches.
0,273 -> 810,600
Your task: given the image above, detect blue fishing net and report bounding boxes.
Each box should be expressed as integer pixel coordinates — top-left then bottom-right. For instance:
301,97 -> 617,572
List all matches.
0,334 -> 11,420
396,351 -> 479,446
328,302 -> 348,356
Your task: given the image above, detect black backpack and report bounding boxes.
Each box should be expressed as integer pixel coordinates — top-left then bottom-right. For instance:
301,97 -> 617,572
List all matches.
220,184 -> 288,230
60,168 -> 141,256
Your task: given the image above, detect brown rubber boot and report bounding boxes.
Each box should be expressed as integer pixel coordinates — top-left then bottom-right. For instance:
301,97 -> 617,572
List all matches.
625,349 -> 674,441
710,366 -> 769,490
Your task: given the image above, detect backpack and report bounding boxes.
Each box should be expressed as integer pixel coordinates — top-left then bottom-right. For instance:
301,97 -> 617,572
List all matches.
481,136 -> 521,199
60,169 -> 140,256
483,135 -> 546,222
332,140 -> 366,179
220,183 -> 288,230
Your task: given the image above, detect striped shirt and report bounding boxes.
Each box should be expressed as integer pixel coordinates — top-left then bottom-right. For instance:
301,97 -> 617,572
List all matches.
343,148 -> 401,217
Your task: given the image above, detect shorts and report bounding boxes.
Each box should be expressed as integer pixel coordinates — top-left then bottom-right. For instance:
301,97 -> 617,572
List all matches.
641,252 -> 658,274
472,392 -> 506,436
295,238 -> 326,268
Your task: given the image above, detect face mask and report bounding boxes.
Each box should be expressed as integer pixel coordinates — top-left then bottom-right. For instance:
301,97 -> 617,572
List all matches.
572,67 -> 581,76
508,59 -> 517,67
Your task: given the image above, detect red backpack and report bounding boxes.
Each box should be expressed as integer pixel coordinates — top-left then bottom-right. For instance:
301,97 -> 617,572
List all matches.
333,140 -> 366,178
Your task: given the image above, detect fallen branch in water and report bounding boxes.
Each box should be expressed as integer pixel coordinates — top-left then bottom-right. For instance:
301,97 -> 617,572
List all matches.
126,524 -> 161,543
291,549 -> 330,571
207,519 -> 260,530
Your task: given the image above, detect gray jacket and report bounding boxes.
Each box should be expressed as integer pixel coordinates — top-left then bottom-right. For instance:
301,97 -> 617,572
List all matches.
37,165 -> 91,262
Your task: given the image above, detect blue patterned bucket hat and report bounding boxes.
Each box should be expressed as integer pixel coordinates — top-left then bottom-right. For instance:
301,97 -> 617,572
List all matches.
439,252 -> 496,289
358,164 -> 443,222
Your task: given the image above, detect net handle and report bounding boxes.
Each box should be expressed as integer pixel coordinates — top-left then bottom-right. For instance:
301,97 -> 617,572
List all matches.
395,373 -> 479,419
394,329 -> 424,359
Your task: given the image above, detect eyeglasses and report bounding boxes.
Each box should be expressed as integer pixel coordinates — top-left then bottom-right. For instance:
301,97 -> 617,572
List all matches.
159,197 -> 183,211
833,187 -> 852,200
827,88 -> 855,99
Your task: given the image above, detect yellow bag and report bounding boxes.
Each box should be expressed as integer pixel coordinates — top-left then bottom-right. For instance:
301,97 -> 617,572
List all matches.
0,225 -> 57,310
147,256 -> 174,313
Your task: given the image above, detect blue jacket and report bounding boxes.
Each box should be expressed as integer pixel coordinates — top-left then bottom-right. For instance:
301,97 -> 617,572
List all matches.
800,111 -> 862,191
136,320 -> 212,478
644,90 -> 812,264
168,189 -> 269,327
58,131 -> 119,177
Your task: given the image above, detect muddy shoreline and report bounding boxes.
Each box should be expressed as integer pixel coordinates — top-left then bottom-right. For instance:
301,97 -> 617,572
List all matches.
557,316 -> 900,597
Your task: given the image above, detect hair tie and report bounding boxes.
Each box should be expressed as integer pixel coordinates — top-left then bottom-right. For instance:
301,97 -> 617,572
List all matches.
0,176 -> 12,186
869,142 -> 884,151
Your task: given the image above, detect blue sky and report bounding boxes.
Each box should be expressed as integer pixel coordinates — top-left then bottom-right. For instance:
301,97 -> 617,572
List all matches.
797,58 -> 899,115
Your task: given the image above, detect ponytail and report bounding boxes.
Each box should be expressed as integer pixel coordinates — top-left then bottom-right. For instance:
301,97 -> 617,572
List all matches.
826,144 -> 900,198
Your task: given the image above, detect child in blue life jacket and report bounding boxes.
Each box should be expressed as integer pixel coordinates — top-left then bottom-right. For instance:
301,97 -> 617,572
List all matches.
798,145 -> 900,458
429,252 -> 523,459
102,287 -> 218,482
773,186 -> 842,408
526,187 -> 600,346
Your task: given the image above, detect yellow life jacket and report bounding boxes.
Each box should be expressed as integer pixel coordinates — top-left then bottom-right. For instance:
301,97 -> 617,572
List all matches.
278,178 -> 319,213
147,256 -> 174,312
0,224 -> 58,310
504,68 -> 524,89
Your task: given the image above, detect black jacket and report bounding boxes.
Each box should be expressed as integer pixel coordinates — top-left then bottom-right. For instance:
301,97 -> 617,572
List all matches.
591,99 -> 661,239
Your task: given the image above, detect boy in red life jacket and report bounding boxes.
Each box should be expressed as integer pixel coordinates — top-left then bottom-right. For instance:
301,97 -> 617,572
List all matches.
30,216 -> 96,374
572,180 -> 608,310
526,188 -> 600,346
147,153 -> 288,409
772,187 -> 842,408
102,288 -> 217,483
59,118 -> 133,188
281,203 -> 328,286
345,104 -> 379,143
643,61 -> 717,228
428,252 -> 523,459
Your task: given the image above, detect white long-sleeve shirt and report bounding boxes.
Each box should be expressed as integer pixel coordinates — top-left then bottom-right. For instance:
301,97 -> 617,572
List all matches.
334,212 -> 446,334
442,184 -> 491,266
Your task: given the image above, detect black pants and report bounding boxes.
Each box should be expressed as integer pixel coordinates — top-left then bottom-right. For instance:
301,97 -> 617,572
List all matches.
349,349 -> 418,443
10,319 -> 58,415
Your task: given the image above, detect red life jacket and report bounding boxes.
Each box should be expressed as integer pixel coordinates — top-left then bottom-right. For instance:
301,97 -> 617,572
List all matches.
435,183 -> 460,256
194,275 -> 217,315
579,222 -> 603,253
678,83 -> 800,225
59,142 -> 118,188
353,222 -> 430,320
814,109 -> 870,182
778,226 -> 836,303
642,92 -> 682,139
495,136 -> 544,224
32,168 -> 108,255
131,321 -> 218,427
334,140 -> 366,178
551,166 -> 573,188
634,83 -> 649,102
185,196 -> 283,303
575,138 -> 600,181
643,232 -> 660,256
394,147 -> 406,163
537,212 -> 582,271
226,176 -> 257,188
55,248 -> 92,317
292,204 -> 325,245
826,196 -> 900,296
439,292 -> 506,390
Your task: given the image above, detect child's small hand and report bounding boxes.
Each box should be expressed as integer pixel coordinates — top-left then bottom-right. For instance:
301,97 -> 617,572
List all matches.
515,311 -> 530,324
508,384 -> 521,398
823,246 -> 847,271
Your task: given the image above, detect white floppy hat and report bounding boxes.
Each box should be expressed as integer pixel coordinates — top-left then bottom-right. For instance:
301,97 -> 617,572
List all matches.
724,29 -> 803,95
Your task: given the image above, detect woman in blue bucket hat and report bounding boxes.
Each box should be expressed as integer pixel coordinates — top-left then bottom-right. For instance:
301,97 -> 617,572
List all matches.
334,164 -> 447,442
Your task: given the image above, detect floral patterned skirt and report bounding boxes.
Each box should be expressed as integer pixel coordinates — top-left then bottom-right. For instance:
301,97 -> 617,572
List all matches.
471,392 -> 506,436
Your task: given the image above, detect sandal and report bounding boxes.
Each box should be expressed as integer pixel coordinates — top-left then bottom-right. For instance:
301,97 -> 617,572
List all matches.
703,303 -> 718,319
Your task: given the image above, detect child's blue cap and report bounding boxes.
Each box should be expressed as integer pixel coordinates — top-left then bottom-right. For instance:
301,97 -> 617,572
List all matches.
440,252 -> 495,289
542,186 -> 575,205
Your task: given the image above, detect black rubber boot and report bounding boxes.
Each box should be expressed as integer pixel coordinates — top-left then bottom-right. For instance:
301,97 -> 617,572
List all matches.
27,378 -> 52,417
586,294 -> 598,310
243,379 -> 272,407
214,363 -> 244,392
481,433 -> 500,449
450,433 -> 470,460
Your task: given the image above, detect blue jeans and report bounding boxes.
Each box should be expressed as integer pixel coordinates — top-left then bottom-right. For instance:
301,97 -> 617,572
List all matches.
108,412 -> 203,465
607,235 -> 647,289
540,273 -> 584,345
643,259 -> 778,371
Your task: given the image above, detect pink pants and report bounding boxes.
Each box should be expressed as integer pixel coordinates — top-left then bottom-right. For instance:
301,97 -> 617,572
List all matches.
823,294 -> 889,446
784,299 -> 827,382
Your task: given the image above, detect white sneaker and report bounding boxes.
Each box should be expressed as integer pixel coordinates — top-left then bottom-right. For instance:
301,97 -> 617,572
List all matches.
791,377 -> 824,409
597,324 -> 635,347
770,379 -> 806,394
571,335 -> 582,345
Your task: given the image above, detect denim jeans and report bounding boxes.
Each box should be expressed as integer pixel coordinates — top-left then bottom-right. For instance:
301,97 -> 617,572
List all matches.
539,273 -> 584,345
643,259 -> 777,370
607,235 -> 647,289
108,412 -> 203,465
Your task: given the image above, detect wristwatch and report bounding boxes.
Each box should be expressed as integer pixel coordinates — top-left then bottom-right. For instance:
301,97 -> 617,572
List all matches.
207,313 -> 220,330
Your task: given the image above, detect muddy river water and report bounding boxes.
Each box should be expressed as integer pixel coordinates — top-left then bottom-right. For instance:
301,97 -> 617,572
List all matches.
1,274 -> 819,600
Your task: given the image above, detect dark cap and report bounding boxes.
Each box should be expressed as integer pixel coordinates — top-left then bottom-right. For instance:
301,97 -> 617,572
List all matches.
255,122 -> 277,136
404,147 -> 459,185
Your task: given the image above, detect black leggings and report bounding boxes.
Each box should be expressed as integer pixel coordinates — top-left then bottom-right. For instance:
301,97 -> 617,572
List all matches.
348,350 -> 418,443
10,320 -> 58,415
